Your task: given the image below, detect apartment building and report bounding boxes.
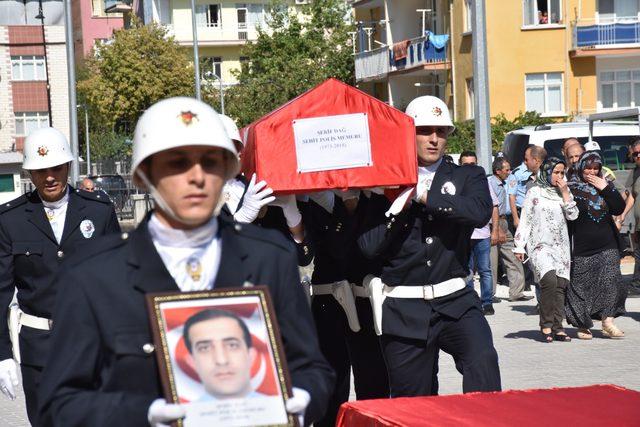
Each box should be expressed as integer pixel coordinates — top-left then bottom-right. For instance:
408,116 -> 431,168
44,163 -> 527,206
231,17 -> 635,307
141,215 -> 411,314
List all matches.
354,0 -> 640,121
138,0 -> 306,86
72,0 -> 125,63
353,0 -> 452,111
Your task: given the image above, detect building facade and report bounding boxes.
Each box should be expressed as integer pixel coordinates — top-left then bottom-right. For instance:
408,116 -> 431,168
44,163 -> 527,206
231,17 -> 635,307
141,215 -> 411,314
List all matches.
72,0 -> 125,63
353,0 -> 640,121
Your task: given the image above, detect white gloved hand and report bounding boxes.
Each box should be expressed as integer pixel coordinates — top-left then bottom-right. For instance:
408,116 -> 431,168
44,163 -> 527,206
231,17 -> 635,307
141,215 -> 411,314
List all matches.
234,174 -> 276,223
309,191 -> 335,213
332,189 -> 360,202
285,387 -> 310,427
0,358 -> 19,401
271,195 -> 302,228
147,398 -> 186,427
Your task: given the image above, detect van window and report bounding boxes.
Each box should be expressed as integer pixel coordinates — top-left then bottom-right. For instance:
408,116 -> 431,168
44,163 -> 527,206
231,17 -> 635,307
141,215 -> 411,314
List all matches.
503,133 -> 530,167
544,136 -> 636,170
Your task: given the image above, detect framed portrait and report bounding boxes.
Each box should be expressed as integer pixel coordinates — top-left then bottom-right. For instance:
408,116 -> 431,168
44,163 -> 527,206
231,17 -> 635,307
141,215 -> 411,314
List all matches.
146,287 -> 296,427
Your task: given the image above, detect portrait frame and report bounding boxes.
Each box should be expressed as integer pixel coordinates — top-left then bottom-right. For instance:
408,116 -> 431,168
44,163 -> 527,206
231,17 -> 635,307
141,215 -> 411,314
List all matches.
146,286 -> 296,427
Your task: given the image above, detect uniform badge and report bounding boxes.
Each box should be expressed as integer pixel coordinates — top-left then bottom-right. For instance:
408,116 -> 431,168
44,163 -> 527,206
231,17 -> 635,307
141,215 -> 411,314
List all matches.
37,146 -> 49,157
441,182 -> 456,195
178,111 -> 198,126
80,219 -> 95,238
186,257 -> 202,282
432,107 -> 442,117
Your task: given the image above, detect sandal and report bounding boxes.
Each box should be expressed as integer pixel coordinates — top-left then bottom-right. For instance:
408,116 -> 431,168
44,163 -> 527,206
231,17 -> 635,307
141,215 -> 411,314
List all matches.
541,331 -> 553,343
553,332 -> 571,342
577,329 -> 592,340
602,324 -> 625,338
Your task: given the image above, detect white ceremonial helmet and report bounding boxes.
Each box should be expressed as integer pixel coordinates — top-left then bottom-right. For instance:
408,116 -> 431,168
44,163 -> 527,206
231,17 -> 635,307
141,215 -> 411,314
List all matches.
22,127 -> 74,170
405,95 -> 455,135
584,140 -> 601,151
131,96 -> 238,187
219,114 -> 243,147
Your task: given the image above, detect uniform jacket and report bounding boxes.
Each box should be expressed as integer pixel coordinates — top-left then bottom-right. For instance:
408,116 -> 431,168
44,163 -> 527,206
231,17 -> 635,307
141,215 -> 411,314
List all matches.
358,161 -> 492,340
0,187 -> 120,364
38,216 -> 334,427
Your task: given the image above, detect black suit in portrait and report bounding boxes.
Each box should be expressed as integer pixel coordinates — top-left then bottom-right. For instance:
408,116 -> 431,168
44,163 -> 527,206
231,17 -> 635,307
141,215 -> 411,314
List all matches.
0,187 -> 120,425
37,216 -> 334,427
358,160 -> 502,397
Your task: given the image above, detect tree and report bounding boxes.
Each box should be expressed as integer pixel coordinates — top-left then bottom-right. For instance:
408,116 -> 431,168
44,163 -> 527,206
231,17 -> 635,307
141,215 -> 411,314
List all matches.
224,0 -> 355,126
77,19 -> 194,134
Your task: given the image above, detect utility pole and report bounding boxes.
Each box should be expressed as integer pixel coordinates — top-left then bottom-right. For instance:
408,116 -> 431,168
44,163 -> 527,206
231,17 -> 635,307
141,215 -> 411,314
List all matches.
190,0 -> 202,100
63,0 -> 79,184
472,0 -> 492,173
35,0 -> 52,126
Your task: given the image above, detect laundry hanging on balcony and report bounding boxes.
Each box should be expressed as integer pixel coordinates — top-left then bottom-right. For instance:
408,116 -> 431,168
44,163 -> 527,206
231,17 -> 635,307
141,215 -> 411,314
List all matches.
392,40 -> 411,61
424,31 -> 450,49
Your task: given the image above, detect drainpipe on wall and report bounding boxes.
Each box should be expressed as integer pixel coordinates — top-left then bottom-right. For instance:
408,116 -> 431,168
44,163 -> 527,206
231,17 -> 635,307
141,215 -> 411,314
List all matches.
449,0 -> 457,121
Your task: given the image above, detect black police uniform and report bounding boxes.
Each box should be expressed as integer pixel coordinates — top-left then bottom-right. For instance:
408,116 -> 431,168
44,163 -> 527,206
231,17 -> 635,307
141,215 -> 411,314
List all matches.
306,194 -> 389,427
0,187 -> 120,424
38,216 -> 334,427
358,160 -> 502,397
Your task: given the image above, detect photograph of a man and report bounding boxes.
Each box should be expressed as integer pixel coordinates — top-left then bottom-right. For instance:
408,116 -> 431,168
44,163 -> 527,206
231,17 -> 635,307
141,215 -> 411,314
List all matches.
183,309 -> 266,401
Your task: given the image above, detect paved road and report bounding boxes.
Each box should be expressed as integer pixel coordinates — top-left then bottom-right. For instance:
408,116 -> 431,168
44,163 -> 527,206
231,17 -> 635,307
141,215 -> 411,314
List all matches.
2,276 -> 639,426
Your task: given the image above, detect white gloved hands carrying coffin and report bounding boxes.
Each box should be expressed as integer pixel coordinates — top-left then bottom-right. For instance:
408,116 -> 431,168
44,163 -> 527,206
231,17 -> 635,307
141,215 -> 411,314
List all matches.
286,387 -> 311,427
147,398 -> 186,427
270,195 -> 302,228
0,358 -> 19,400
233,174 -> 275,223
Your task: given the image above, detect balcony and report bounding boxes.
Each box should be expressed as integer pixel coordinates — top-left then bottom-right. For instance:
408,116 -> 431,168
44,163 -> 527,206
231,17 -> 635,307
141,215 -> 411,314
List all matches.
167,24 -> 262,46
355,34 -> 449,82
104,0 -> 132,14
572,18 -> 640,55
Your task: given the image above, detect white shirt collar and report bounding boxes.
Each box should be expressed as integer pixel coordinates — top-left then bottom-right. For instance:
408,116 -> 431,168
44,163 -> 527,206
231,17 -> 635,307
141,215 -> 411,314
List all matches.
418,157 -> 443,176
148,214 -> 219,248
41,185 -> 70,210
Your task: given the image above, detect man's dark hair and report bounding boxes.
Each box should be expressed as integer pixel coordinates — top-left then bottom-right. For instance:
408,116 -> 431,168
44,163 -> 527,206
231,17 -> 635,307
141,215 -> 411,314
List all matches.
183,309 -> 252,354
630,137 -> 640,150
492,157 -> 510,174
459,150 -> 477,165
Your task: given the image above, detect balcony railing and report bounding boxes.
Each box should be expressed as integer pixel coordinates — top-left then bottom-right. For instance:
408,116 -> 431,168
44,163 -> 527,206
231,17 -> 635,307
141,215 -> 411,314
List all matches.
573,17 -> 640,48
355,34 -> 448,81
167,24 -> 262,44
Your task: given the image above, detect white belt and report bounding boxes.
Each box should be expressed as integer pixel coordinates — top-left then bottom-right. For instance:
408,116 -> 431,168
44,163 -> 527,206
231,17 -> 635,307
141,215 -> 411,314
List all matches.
383,278 -> 466,300
310,281 -> 361,332
18,311 -> 52,331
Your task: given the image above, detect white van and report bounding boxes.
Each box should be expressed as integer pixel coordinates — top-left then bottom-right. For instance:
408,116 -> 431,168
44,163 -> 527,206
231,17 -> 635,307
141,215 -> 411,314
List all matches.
502,121 -> 640,181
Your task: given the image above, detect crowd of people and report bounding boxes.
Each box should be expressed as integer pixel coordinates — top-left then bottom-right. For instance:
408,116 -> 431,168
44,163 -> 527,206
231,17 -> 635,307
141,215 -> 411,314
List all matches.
0,91 -> 635,427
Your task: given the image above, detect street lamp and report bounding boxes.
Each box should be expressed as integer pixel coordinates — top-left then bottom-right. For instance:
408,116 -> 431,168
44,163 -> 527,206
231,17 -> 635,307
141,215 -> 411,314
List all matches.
203,71 -> 225,115
35,0 -> 52,127
77,105 -> 90,176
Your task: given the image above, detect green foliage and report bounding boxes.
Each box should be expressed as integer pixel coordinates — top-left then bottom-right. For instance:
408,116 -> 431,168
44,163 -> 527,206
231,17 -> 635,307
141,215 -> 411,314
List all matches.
77,19 -> 194,136
86,131 -> 131,161
447,111 -> 559,154
225,0 -> 355,126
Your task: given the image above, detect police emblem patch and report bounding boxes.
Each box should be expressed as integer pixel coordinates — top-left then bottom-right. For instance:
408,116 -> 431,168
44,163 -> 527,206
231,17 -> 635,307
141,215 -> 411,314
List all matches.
37,146 -> 49,157
441,181 -> 456,195
80,219 -> 95,238
186,257 -> 202,282
432,107 -> 442,117
178,111 -> 198,126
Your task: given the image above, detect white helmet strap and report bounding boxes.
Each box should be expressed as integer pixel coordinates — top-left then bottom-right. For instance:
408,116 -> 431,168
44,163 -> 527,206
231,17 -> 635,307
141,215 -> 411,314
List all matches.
135,169 -> 211,227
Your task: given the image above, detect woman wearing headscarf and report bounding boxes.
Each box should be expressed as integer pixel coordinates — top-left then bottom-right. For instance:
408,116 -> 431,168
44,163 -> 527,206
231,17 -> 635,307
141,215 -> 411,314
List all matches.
566,151 -> 627,339
514,157 -> 578,342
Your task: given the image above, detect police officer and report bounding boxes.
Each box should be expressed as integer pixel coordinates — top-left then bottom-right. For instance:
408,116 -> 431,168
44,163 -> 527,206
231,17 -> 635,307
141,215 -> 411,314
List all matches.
305,190 -> 389,426
38,98 -> 333,426
358,96 -> 501,396
0,127 -> 120,424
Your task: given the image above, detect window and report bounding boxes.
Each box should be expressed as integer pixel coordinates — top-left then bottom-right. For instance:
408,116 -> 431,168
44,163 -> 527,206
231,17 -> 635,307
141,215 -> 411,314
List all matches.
464,0 -> 473,32
195,4 -> 221,27
525,72 -> 563,115
598,0 -> 640,23
201,57 -> 222,79
523,0 -> 562,26
237,4 -> 248,29
15,112 -> 49,136
466,78 -> 475,119
600,69 -> 640,110
0,175 -> 15,193
11,56 -> 46,81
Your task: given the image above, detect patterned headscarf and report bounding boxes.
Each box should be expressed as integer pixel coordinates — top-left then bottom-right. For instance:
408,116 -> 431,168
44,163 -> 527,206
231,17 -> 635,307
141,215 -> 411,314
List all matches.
568,151 -> 608,222
535,157 -> 565,198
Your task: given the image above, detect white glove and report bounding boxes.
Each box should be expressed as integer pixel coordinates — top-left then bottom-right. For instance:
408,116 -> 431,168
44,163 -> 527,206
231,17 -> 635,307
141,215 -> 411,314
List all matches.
234,174 -> 276,223
309,191 -> 335,213
271,195 -> 302,228
147,398 -> 186,427
285,387 -> 310,427
332,189 -> 360,202
0,358 -> 19,401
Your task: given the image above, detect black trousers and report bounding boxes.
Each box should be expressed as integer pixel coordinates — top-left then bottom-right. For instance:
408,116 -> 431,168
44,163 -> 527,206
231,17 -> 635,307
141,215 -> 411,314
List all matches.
21,363 -> 43,426
312,295 -> 389,427
380,306 -> 501,397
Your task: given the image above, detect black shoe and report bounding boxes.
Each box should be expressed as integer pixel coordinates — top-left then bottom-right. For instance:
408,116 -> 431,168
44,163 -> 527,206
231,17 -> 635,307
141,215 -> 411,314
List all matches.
492,297 -> 502,304
483,304 -> 495,316
510,295 -> 534,302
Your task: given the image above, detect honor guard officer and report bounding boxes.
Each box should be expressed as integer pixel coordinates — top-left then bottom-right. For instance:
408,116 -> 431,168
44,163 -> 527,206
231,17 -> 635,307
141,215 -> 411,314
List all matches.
0,127 -> 120,424
358,96 -> 501,397
38,98 -> 334,427
305,190 -> 389,427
